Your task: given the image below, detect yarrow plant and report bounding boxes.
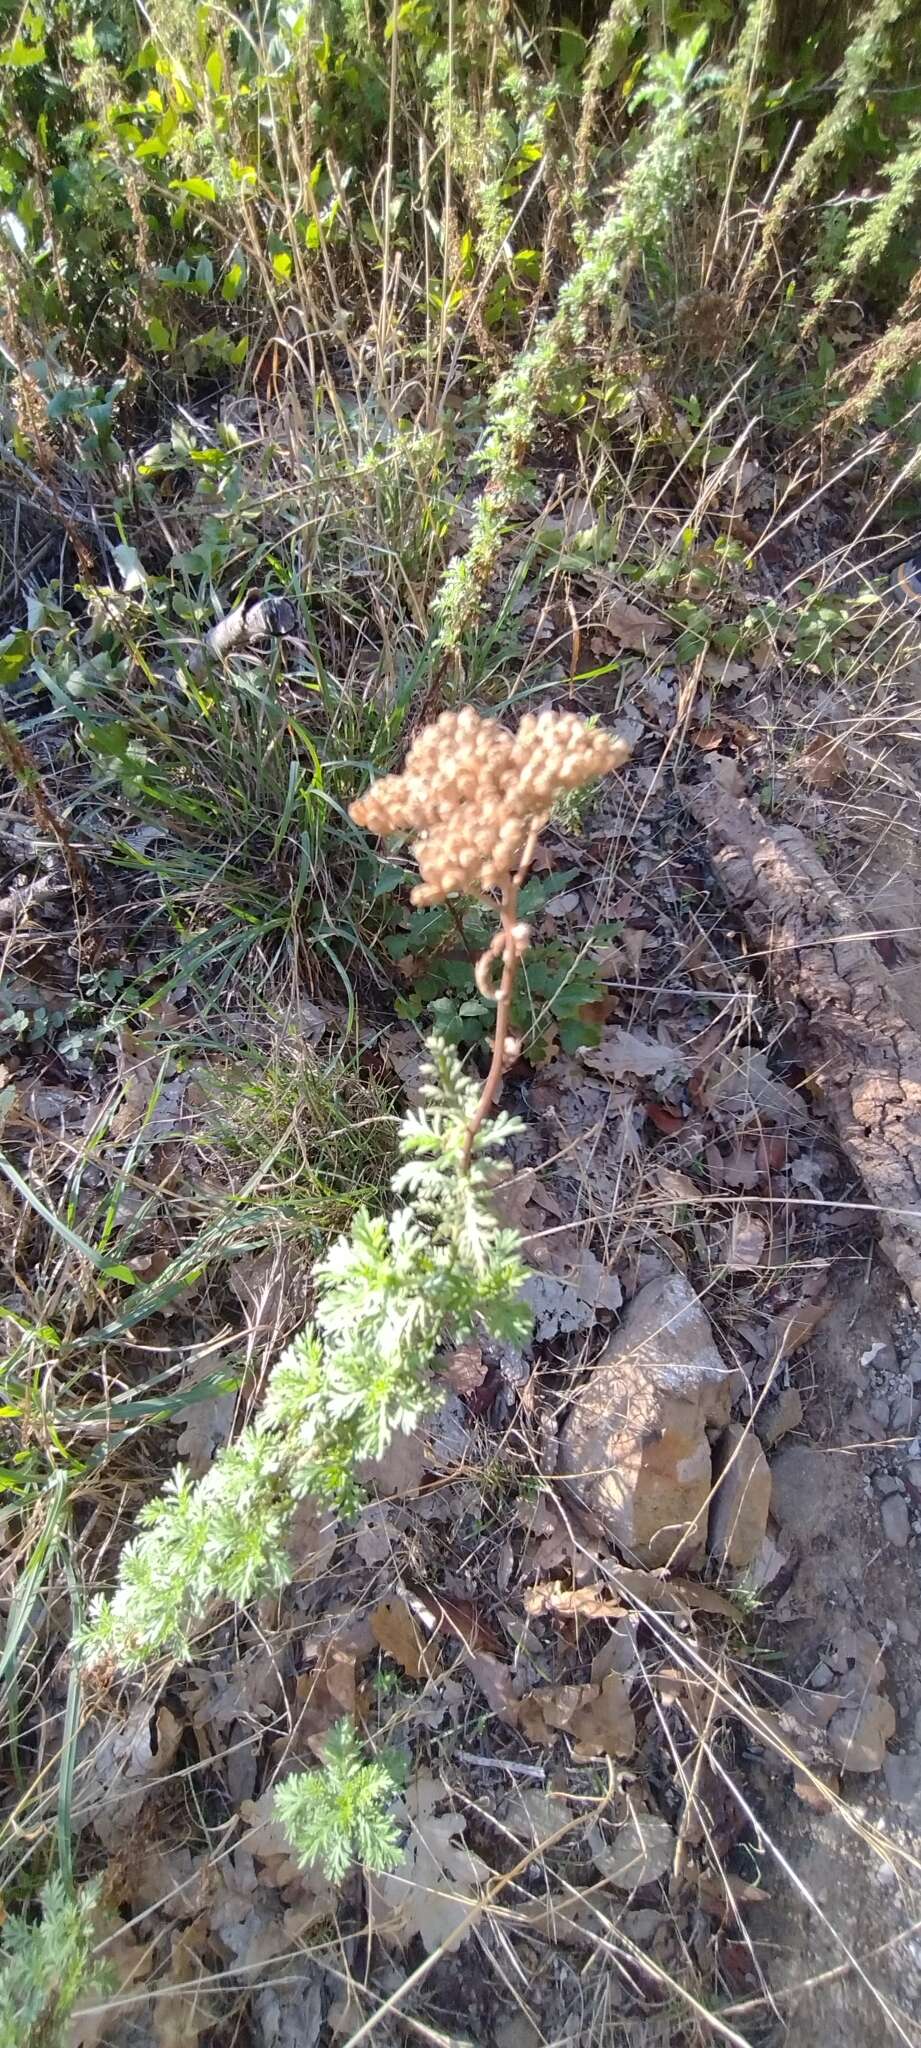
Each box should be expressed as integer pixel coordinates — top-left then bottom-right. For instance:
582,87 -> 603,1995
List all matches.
77,707 -> 628,1873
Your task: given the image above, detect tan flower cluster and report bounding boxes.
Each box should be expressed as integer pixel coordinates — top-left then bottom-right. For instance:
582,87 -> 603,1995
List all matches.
350,707 -> 630,906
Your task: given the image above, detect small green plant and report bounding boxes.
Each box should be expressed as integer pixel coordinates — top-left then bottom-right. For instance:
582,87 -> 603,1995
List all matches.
383,867 -> 619,1057
275,1718 -> 403,1881
0,1876 -> 106,2048
79,1033 -> 532,1667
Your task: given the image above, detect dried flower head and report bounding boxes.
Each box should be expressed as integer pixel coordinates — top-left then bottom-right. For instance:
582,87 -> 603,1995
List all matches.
350,708 -> 630,906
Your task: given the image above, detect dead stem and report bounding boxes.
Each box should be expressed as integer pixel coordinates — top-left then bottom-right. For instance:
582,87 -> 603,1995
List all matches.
461,821 -> 542,1172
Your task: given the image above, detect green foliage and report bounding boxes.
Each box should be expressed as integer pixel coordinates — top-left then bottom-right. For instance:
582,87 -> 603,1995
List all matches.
0,1876 -> 105,2048
78,1036 -> 532,1667
275,1719 -> 403,1881
383,868 -> 618,1056
434,27 -> 714,649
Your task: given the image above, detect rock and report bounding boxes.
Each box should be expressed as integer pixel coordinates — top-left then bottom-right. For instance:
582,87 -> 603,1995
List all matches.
559,1273 -> 731,1568
880,1493 -> 911,1547
883,1749 -> 921,1807
708,1425 -> 771,1569
758,1386 -> 803,1449
828,1692 -> 896,1773
904,1460 -> 921,1495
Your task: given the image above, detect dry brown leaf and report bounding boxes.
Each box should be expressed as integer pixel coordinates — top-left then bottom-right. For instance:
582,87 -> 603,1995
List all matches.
704,1050 -> 809,1130
368,1773 -> 490,1953
799,733 -> 847,789
404,1582 -> 507,1659
371,1597 -> 438,1681
524,1582 -> 626,1622
359,1426 -> 429,1498
516,1674 -> 635,1758
602,596 -> 669,650
239,1785 -> 335,1899
772,1291 -> 831,1358
727,1209 -> 767,1269
293,1645 -> 358,1756
153,1914 -> 216,2048
697,1871 -> 770,1920
588,1811 -> 674,1888
75,1703 -> 183,1849
441,1343 -> 487,1396
526,1570 -> 737,1622
581,1027 -> 687,1085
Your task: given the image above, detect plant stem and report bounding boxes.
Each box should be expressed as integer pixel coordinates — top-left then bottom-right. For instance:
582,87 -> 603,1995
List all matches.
461,881 -> 520,1173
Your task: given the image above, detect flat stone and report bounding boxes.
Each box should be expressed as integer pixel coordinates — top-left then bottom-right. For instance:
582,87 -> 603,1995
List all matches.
758,1386 -> 803,1449
881,1493 -> 911,1547
559,1273 -> 731,1568
904,1460 -> 921,1495
828,1692 -> 896,1773
708,1425 -> 772,1569
884,1750 -> 921,1807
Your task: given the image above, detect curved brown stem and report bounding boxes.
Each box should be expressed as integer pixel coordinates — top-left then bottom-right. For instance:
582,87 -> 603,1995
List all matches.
460,821 -> 545,1172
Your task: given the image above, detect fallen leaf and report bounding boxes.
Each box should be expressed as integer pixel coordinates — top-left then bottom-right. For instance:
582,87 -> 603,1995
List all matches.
403,1581 -> 507,1659
727,1209 -> 767,1269
799,733 -> 847,790
293,1644 -> 359,1755
372,1597 -> 438,1681
369,1774 -> 490,1953
771,1292 -> 831,1357
240,1785 -> 334,1898
524,1571 -> 738,1622
644,1099 -> 686,1136
543,889 -> 581,917
704,1051 -> 808,1130
581,1027 -> 688,1085
441,1344 -> 487,1397
704,753 -> 745,795
588,1811 -> 674,1888
697,1871 -> 770,1920
359,1427 -> 428,1498
75,1703 -> 183,1850
516,1673 -> 635,1758
602,596 -> 669,651
175,1364 -> 237,1476
153,1914 -> 216,2048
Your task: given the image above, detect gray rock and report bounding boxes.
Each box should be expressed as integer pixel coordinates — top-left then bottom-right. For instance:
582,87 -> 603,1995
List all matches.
883,1749 -> 921,1808
758,1386 -> 803,1450
559,1272 -> 731,1568
881,1493 -> 911,1547
904,1460 -> 921,1495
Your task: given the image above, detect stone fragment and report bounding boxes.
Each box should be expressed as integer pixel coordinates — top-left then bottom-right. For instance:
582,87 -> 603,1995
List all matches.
757,1386 -> 803,1450
559,1274 -> 731,1568
708,1425 -> 772,1569
880,1492 -> 910,1547
827,1693 -> 896,1773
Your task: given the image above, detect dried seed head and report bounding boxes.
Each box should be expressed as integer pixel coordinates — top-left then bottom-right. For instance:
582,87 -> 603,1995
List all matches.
350,708 -> 631,906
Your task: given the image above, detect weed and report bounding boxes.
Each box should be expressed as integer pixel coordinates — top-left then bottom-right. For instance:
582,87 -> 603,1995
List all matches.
275,1718 -> 404,1881
0,1875 -> 105,2048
